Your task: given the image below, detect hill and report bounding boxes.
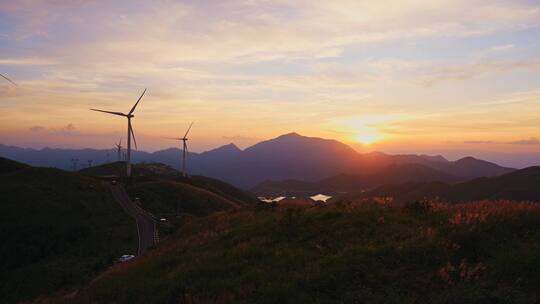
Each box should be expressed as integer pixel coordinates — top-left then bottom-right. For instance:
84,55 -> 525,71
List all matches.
0,157 -> 136,303
0,133 -> 515,188
80,161 -> 179,179
252,163 -> 462,196
360,166 -> 540,204
81,162 -> 257,235
48,201 -> 540,303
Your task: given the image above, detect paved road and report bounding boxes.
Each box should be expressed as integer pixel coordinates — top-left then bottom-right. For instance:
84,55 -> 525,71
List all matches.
109,184 -> 157,255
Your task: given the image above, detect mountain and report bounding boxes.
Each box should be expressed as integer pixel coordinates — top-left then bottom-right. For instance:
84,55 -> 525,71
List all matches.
200,133 -> 364,187
428,156 -> 516,179
50,201 -> 540,303
252,163 -> 462,196
360,166 -> 540,203
199,143 -> 242,159
0,133 -> 515,188
0,157 -> 136,303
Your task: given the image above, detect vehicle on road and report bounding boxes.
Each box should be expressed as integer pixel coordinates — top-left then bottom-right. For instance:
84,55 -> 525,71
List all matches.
118,254 -> 135,262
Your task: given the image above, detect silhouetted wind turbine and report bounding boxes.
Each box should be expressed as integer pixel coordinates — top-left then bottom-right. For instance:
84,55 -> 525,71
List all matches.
0,73 -> 17,86
167,122 -> 194,177
71,158 -> 79,171
90,89 -> 146,177
115,138 -> 123,161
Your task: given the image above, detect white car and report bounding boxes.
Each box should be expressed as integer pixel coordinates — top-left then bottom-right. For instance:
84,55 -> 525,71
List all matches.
118,254 -> 135,262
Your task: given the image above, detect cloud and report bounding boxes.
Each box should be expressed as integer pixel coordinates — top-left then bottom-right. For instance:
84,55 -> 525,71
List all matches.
0,58 -> 56,66
222,135 -> 257,141
488,44 -> 515,53
369,57 -> 540,87
463,138 -> 540,145
463,140 -> 497,144
29,123 -> 77,134
29,126 -> 46,132
1,0 -> 540,150
509,137 -> 540,145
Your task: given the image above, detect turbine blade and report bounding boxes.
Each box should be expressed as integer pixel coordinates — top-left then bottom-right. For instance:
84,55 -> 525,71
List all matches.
0,73 -> 17,86
183,121 -> 194,138
130,124 -> 138,150
90,109 -> 126,116
119,137 -> 122,146
129,88 -> 146,114
164,137 -> 182,140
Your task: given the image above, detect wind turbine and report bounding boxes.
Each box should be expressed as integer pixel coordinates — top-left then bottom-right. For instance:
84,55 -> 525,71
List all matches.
0,73 -> 17,86
90,89 -> 146,177
115,138 -> 123,161
167,122 -> 194,177
71,158 -> 79,171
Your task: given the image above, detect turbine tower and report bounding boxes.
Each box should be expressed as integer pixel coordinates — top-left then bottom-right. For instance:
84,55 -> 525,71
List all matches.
115,138 -> 123,161
168,122 -> 194,177
90,89 -> 146,177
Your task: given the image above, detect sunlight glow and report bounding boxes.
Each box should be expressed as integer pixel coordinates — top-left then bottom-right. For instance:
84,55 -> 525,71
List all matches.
354,129 -> 381,145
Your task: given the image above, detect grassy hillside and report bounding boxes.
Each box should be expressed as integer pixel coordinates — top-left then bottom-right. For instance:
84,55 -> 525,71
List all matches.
56,200 -> 539,304
127,180 -> 240,216
360,166 -> 540,204
0,158 -> 137,303
82,161 -> 256,217
186,175 -> 258,206
126,177 -> 257,236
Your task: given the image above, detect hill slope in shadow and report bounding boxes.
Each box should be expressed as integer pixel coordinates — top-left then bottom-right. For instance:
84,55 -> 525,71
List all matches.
0,157 -> 137,303
360,166 -> 540,203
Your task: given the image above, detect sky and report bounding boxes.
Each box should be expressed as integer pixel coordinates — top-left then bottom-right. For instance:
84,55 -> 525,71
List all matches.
1,0 -> 540,166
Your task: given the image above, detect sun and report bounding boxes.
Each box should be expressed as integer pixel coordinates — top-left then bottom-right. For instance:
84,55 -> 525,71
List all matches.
354,129 -> 380,145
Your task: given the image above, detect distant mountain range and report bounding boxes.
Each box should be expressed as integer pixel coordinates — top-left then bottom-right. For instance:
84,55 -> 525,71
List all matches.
0,132 -> 515,188
358,166 -> 540,203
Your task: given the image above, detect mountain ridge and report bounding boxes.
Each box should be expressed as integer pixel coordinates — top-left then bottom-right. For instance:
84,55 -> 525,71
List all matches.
0,133 -> 515,188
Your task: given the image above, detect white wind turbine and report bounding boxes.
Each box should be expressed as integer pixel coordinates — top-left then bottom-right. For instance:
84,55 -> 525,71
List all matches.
167,122 -> 194,177
0,73 -> 17,86
90,89 -> 146,177
115,138 -> 123,162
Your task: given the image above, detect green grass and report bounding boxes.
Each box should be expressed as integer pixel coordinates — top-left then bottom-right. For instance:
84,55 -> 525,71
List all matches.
62,200 -> 539,304
0,158 -> 137,303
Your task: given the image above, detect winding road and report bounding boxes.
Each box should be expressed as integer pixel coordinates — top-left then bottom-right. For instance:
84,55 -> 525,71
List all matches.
109,184 -> 157,255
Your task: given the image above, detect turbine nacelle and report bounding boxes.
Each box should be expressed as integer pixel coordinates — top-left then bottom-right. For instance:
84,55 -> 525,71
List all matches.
90,88 -> 146,177
166,122 -> 194,177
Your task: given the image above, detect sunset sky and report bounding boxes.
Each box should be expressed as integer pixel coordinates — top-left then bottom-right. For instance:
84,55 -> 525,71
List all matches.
1,0 -> 540,165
